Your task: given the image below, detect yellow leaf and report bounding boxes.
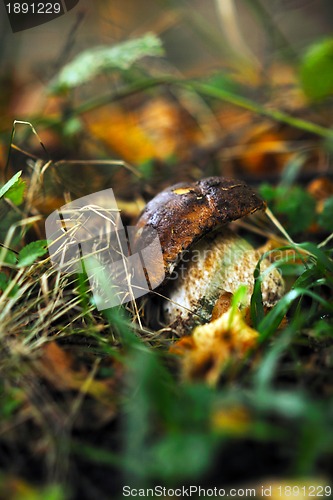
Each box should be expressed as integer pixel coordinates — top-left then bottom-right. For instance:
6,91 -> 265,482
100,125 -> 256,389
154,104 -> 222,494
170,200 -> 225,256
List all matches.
84,106 -> 157,164
212,405 -> 251,435
172,308 -> 259,385
84,98 -> 205,164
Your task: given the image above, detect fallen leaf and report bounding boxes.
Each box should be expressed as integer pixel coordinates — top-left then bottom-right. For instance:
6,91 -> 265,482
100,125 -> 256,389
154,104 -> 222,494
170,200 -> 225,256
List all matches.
238,129 -> 291,175
171,308 -> 259,385
307,177 -> 333,201
84,97 -> 205,165
211,292 -> 233,321
34,342 -> 117,408
211,405 -> 251,435
305,177 -> 333,233
84,106 -> 157,164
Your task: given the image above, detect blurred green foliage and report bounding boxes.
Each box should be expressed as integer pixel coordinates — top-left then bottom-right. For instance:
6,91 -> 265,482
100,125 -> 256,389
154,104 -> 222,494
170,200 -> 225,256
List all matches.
318,197 -> 333,232
259,184 -> 316,235
300,38 -> 333,101
49,33 -> 164,93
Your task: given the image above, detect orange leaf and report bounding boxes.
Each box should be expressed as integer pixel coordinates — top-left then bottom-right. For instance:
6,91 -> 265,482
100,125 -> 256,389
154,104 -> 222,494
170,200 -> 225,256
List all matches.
172,308 -> 259,385
84,106 -> 157,164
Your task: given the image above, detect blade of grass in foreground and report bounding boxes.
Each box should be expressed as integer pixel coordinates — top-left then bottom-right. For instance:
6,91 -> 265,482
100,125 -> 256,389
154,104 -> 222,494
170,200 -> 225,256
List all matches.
258,288 -> 333,341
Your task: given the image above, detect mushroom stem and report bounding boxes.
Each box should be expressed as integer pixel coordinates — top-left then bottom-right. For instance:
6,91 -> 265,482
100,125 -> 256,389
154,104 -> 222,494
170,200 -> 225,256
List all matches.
163,228 -> 284,333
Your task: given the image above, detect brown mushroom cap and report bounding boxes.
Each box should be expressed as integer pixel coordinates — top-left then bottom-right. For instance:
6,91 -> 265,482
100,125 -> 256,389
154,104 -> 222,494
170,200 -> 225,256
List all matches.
136,176 -> 266,280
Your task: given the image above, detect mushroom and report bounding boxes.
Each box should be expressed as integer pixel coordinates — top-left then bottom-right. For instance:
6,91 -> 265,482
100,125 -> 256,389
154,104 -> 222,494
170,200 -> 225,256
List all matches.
136,177 -> 284,333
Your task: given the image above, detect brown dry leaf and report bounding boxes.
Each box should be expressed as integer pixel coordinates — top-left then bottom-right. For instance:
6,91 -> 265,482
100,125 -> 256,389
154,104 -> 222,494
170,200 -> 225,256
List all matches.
171,308 -> 259,385
217,105 -> 252,131
34,342 -> 116,408
305,177 -> 333,234
237,128 -> 291,175
139,97 -> 205,157
211,292 -> 233,321
307,176 -> 333,223
307,177 -> 333,202
216,115 -> 293,176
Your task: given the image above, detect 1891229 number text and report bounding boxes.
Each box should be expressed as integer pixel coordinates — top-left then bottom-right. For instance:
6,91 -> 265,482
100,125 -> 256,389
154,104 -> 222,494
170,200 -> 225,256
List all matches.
6,3 -> 62,14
